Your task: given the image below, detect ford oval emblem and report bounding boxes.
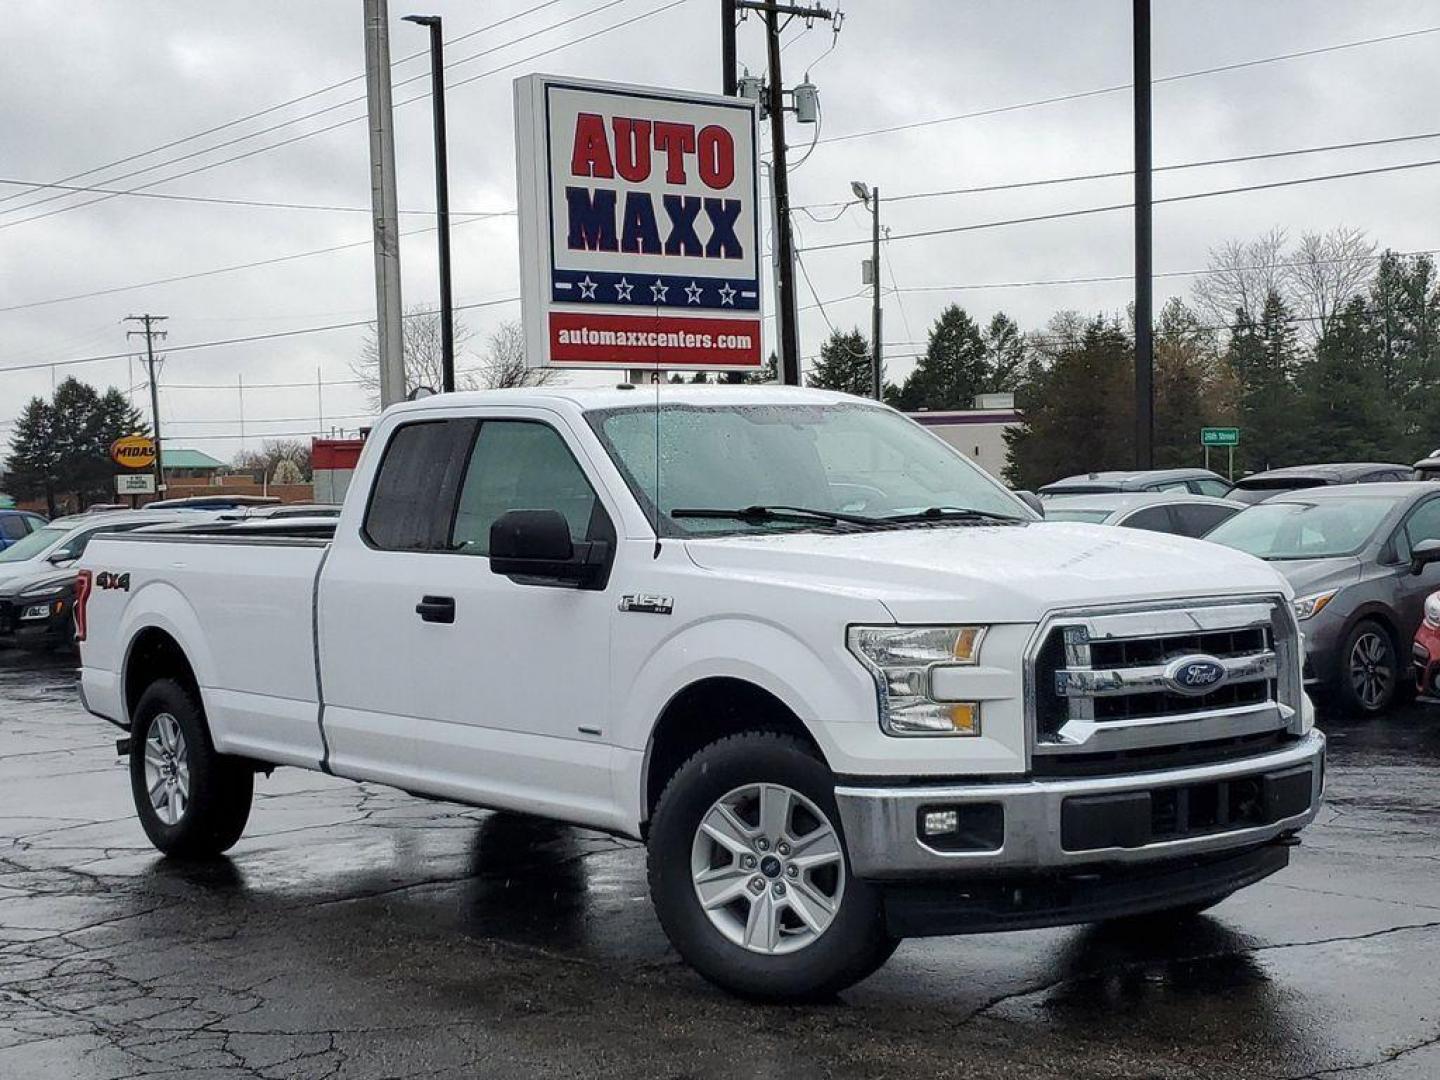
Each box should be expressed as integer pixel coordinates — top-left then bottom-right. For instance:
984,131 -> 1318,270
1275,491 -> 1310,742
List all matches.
1164,655 -> 1228,696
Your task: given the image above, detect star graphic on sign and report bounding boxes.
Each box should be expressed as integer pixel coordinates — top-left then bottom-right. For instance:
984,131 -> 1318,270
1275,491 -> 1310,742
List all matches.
614,277 -> 634,301
717,283 -> 737,306
650,278 -> 669,303
577,276 -> 598,300
684,281 -> 704,304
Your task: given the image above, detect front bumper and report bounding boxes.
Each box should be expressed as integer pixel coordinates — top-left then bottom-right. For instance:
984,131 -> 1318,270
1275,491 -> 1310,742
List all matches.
834,729 -> 1324,879
1416,629 -> 1440,698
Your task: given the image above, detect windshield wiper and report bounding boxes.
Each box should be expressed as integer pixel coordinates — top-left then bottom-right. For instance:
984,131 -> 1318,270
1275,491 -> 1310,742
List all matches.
670,504 -> 886,527
881,506 -> 1026,525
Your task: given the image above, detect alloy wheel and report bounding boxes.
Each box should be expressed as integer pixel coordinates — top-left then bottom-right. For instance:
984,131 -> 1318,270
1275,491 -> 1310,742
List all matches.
689,782 -> 846,955
143,713 -> 190,826
1349,631 -> 1394,711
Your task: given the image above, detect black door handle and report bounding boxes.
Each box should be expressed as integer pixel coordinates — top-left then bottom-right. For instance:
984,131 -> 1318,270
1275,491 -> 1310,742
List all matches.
415,595 -> 455,624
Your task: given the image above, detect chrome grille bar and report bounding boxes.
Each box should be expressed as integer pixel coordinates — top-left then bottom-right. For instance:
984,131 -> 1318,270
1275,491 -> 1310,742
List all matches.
1056,651 -> 1277,698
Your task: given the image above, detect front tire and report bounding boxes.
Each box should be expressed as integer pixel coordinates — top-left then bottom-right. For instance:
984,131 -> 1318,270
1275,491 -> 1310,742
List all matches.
647,732 -> 897,1000
129,679 -> 253,857
1336,619 -> 1399,717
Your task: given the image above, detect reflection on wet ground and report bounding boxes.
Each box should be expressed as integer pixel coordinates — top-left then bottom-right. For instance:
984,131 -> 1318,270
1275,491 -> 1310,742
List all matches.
2,649 -> 1438,1078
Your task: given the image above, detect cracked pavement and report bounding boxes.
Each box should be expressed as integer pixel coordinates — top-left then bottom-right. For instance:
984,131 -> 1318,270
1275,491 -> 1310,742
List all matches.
2,650 -> 1439,1078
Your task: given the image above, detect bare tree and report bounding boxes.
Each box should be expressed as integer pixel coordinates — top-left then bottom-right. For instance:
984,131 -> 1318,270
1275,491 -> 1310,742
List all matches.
351,306 -> 478,408
1192,227 -> 1289,327
233,438 -> 312,480
1284,226 -> 1377,342
467,320 -> 560,390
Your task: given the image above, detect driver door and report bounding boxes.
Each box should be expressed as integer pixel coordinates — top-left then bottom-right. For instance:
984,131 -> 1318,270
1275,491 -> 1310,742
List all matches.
1394,496 -> 1440,636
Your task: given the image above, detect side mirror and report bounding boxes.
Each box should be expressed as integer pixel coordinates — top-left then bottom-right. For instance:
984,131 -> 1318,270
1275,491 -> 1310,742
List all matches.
1411,538 -> 1440,575
46,551 -> 75,565
489,509 -> 606,588
1013,490 -> 1045,518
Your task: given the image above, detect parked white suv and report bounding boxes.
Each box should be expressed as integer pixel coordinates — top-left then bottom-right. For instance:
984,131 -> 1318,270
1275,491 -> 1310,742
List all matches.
76,387 -> 1323,999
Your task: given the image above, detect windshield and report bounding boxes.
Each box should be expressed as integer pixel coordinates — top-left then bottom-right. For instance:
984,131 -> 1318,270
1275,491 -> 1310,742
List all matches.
586,402 -> 1027,536
1206,497 -> 1396,559
1043,508 -> 1113,523
0,525 -> 67,563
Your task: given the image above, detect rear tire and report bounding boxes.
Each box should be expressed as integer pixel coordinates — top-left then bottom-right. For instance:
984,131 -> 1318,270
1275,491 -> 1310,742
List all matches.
1335,619 -> 1399,717
647,731 -> 897,1001
129,679 -> 253,857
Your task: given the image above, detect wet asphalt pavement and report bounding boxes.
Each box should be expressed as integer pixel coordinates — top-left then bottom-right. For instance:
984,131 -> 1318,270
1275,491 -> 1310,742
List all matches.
1,650 -> 1438,1079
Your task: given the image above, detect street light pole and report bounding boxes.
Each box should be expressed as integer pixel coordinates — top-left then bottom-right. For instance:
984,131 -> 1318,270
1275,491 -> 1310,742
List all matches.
404,14 -> 455,393
869,187 -> 881,400
1133,0 -> 1154,468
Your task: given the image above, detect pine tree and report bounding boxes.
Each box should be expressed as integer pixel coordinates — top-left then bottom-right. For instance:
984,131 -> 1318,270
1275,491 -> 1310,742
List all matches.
744,353 -> 780,385
1004,317 -> 1133,489
1227,292 -> 1304,472
806,329 -> 872,396
3,378 -> 147,514
891,304 -> 993,411
982,312 -> 1028,393
1153,298 -> 1227,469
1369,251 -> 1440,460
1298,297 -> 1391,462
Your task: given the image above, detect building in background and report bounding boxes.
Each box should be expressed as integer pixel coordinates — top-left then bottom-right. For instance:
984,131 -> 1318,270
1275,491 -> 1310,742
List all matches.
312,438 -> 365,504
161,449 -> 226,483
906,394 -> 1022,480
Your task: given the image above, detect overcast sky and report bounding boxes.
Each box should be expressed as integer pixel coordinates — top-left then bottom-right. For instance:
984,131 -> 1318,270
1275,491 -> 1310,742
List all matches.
3,0 -> 1439,463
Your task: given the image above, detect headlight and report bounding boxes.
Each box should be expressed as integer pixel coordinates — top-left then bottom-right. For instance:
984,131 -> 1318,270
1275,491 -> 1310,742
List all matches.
1426,592 -> 1440,629
1293,589 -> 1339,621
847,625 -> 986,736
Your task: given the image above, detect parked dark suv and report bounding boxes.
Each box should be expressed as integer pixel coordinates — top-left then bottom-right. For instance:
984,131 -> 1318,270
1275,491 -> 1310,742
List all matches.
1229,463 -> 1415,505
1207,483 -> 1440,715
1038,468 -> 1233,498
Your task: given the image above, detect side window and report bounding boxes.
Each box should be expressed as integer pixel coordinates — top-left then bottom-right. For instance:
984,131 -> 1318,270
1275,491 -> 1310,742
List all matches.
1405,499 -> 1440,550
451,421 -> 603,556
1193,479 -> 1232,498
1173,503 -> 1238,538
364,420 -> 478,551
0,516 -> 27,541
1120,506 -> 1176,533
1150,481 -> 1190,493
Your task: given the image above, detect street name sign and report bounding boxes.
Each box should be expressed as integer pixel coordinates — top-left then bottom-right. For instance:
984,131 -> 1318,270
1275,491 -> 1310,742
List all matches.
1201,428 -> 1240,447
514,74 -> 762,371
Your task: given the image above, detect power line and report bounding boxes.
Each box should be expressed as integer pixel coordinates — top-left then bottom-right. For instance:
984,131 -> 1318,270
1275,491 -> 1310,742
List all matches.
0,295 -> 520,376
0,214 -> 502,315
0,176 -> 513,218
0,0 -> 683,231
798,157 -> 1440,253
816,23 -> 1440,148
795,129 -> 1440,211
0,0 -> 574,212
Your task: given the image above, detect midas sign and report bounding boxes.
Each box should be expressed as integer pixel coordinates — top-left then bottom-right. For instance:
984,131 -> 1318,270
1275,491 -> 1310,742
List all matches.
110,435 -> 156,469
514,75 -> 762,370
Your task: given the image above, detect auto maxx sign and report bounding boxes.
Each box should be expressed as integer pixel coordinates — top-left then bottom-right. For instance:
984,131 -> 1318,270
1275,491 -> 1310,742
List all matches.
514,75 -> 762,370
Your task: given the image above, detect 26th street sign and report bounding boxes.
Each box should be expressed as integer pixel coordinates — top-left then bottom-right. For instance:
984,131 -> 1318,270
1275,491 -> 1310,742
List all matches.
514,75 -> 762,371
1201,428 -> 1240,447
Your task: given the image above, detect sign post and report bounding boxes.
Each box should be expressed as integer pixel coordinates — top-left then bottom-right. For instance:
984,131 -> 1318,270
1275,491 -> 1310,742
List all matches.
1201,427 -> 1240,480
514,75 -> 763,373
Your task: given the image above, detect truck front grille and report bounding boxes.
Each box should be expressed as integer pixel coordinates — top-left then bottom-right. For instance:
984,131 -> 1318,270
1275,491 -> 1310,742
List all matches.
1028,598 -> 1303,774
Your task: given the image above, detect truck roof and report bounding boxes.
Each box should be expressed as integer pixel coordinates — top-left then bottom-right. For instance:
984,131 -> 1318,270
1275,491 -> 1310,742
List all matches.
383,384 -> 861,419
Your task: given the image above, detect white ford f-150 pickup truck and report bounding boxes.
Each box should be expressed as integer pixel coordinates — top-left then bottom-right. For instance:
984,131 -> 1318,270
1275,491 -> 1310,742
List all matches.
77,386 -> 1324,999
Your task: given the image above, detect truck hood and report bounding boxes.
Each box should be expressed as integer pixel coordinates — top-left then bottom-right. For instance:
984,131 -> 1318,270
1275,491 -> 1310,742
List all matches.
682,522 -> 1291,624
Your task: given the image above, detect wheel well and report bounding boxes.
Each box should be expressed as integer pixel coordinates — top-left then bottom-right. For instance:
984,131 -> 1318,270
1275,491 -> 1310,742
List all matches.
1346,608 -> 1402,655
124,627 -> 199,725
643,677 -> 822,824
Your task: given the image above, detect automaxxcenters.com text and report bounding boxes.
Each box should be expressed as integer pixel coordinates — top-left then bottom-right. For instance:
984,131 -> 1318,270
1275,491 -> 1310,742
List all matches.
556,326 -> 754,351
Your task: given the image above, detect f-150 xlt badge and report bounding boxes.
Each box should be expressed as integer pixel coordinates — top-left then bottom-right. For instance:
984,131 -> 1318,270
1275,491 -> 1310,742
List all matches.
619,594 -> 673,615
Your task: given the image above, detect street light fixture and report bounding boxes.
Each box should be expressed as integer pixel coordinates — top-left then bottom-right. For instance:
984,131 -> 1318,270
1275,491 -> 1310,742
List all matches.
403,13 -> 455,393
849,180 -> 871,204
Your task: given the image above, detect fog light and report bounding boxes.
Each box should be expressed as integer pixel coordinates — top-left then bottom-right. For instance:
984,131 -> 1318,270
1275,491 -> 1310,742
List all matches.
922,809 -> 959,836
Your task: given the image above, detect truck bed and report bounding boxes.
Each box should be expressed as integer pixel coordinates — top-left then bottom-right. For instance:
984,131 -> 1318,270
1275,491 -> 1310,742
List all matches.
80,526 -> 332,768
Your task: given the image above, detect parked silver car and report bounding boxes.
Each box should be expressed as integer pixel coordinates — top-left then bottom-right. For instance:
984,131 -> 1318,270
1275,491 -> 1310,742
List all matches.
1041,491 -> 1242,538
1206,483 -> 1440,715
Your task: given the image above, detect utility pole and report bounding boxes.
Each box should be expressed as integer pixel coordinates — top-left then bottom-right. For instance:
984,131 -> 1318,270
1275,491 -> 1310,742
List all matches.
869,188 -> 881,399
124,314 -> 168,495
1133,0 -> 1154,469
403,14 -> 455,393
721,0 -> 738,94
364,0 -> 406,407
238,374 -> 245,456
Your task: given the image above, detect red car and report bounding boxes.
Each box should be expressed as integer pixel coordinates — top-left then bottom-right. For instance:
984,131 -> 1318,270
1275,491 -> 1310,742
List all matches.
1416,591 -> 1440,698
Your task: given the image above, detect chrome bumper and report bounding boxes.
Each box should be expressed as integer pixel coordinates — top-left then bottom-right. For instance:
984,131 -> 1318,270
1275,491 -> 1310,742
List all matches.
834,730 -> 1325,880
